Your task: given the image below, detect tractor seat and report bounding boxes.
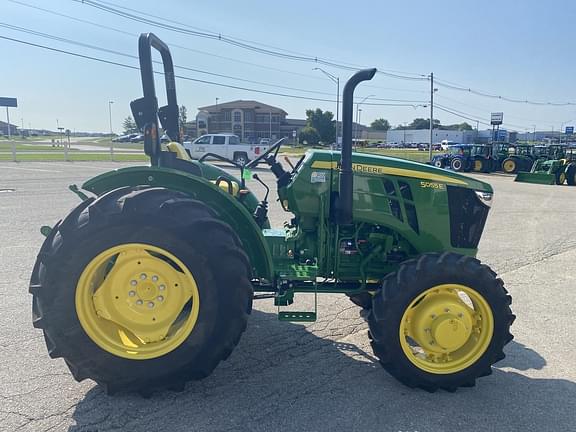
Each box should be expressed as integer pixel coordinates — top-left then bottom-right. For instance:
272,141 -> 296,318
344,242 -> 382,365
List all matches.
165,142 -> 239,196
166,142 -> 192,161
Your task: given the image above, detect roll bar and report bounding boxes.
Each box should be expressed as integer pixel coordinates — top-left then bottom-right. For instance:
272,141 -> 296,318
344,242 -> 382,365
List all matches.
130,33 -> 180,166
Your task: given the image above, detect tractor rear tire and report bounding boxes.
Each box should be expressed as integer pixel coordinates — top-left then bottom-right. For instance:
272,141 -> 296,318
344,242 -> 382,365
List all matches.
566,164 -> 576,186
368,252 -> 514,392
502,158 -> 517,174
30,186 -> 253,395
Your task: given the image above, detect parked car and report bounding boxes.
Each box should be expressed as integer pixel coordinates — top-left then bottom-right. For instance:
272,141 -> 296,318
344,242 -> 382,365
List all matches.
259,138 -> 271,146
183,133 -> 269,165
129,134 -> 145,143
112,133 -> 138,142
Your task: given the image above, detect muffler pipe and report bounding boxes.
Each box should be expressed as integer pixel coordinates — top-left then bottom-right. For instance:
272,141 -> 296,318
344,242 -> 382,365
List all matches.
338,68 -> 377,224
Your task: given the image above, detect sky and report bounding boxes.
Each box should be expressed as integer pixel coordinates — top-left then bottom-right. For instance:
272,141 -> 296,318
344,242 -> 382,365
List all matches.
2,0 -> 576,134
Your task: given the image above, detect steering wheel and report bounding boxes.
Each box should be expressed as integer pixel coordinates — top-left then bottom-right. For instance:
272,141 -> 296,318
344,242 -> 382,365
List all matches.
246,137 -> 286,169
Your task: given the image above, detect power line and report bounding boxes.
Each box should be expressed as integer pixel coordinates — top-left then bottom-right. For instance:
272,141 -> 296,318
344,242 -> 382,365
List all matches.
8,0 -> 430,94
435,77 -> 576,106
0,34 -> 424,107
71,0 -> 428,81
0,22 -> 428,104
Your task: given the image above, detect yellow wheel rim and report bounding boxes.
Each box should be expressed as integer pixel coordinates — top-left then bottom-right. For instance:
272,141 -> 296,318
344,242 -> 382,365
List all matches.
474,160 -> 482,171
503,160 -> 515,173
559,172 -> 566,184
399,284 -> 494,374
76,243 -> 200,360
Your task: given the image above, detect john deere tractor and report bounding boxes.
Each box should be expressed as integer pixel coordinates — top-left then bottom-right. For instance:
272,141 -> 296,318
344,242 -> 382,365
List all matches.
516,148 -> 576,185
30,34 -> 514,395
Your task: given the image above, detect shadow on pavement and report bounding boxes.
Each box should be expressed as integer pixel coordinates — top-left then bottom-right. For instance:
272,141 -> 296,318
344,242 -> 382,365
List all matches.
69,309 -> 574,432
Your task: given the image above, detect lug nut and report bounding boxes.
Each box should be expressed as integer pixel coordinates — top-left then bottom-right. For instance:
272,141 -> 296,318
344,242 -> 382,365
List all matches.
458,313 -> 464,318
157,296 -> 164,302
148,302 -> 154,308
159,284 -> 166,291
140,273 -> 147,280
130,280 -> 137,286
444,308 -> 450,312
128,290 -> 136,297
152,275 -> 159,282
136,299 -> 143,305
431,314 -> 437,319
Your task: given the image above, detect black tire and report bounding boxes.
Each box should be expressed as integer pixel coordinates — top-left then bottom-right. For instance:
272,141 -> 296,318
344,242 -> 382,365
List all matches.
502,157 -> 518,174
30,186 -> 253,395
368,252 -> 514,392
347,292 -> 373,309
233,152 -> 249,165
566,163 -> 576,186
450,157 -> 464,172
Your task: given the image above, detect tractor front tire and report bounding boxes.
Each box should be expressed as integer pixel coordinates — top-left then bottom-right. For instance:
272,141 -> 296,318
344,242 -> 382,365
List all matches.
368,252 -> 514,392
450,158 -> 464,172
30,186 -> 253,395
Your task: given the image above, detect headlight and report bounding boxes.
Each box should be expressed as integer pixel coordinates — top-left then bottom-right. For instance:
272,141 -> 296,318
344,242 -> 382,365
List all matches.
475,191 -> 493,208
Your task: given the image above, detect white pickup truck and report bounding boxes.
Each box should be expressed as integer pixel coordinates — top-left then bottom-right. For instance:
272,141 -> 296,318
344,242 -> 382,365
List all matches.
183,133 -> 269,165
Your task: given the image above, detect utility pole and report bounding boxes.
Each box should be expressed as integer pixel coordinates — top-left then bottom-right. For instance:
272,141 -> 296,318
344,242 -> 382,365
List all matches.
6,107 -> 14,161
108,101 -> 114,160
428,72 -> 434,162
269,111 -> 272,138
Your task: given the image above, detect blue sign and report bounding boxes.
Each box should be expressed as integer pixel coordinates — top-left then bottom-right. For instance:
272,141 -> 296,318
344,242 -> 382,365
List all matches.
493,129 -> 507,141
565,126 -> 574,135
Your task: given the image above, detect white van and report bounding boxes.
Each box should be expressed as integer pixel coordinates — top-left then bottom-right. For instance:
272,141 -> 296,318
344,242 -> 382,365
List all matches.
183,133 -> 268,165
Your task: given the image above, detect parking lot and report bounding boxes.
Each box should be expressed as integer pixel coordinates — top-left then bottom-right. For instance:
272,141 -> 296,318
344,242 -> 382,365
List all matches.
1,161 -> 575,432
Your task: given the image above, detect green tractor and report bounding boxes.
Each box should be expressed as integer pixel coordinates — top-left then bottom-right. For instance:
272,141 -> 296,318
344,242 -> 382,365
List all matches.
515,148 -> 576,185
470,144 -> 494,173
492,142 -> 513,172
502,144 -> 565,174
30,34 -> 514,395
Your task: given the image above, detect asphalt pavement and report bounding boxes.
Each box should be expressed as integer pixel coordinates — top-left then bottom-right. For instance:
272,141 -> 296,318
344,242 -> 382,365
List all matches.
0,161 -> 575,432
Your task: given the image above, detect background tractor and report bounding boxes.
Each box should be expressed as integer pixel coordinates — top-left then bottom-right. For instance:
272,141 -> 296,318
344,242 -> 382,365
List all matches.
502,144 -> 565,174
470,144 -> 495,173
30,33 -> 514,396
515,148 -> 576,185
430,144 -> 475,171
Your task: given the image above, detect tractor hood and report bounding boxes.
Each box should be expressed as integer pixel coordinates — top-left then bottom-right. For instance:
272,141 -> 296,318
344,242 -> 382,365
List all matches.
307,150 -> 493,193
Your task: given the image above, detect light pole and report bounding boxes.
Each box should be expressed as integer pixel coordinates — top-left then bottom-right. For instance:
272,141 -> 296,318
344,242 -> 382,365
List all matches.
428,73 -> 438,162
269,110 -> 272,138
108,100 -> 114,160
215,97 -> 219,106
532,125 -> 536,144
313,68 -> 340,148
355,94 -> 374,148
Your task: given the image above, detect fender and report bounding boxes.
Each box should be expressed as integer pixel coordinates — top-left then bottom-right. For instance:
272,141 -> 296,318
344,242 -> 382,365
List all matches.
82,166 -> 274,280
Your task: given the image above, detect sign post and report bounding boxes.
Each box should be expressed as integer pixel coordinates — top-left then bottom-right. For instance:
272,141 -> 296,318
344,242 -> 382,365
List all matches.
0,97 -> 18,161
490,112 -> 503,143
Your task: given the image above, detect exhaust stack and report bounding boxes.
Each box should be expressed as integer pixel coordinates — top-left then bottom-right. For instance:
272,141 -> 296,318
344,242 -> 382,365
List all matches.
337,68 -> 377,224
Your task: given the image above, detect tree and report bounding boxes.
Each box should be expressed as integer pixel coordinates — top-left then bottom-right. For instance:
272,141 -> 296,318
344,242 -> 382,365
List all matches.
404,118 -> 441,130
305,108 -> 335,144
122,116 -> 138,134
179,105 -> 188,125
298,126 -> 320,146
370,118 -> 391,131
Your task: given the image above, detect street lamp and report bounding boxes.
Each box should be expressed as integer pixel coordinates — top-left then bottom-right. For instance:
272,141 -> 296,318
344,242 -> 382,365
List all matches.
355,94 -> 375,146
215,97 -> 219,106
108,100 -> 114,160
313,68 -> 340,148
532,125 -> 536,144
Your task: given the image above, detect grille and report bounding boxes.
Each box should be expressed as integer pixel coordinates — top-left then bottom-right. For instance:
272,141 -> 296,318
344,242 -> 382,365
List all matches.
447,186 -> 489,248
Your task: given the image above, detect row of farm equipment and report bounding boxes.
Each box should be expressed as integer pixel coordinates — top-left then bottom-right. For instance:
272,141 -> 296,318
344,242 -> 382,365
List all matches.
430,143 -> 576,185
